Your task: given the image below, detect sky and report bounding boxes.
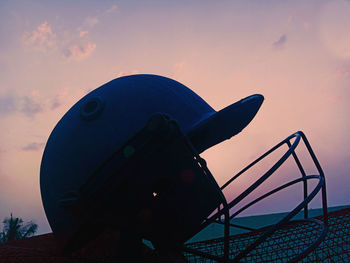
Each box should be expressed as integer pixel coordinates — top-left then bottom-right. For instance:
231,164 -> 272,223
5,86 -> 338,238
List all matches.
1,0 -> 350,235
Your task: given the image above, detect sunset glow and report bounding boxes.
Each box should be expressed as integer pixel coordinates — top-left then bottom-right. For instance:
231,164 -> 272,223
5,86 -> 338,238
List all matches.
1,0 -> 350,234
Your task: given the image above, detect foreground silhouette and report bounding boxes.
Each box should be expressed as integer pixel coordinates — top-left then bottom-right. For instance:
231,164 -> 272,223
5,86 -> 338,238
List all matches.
0,214 -> 38,243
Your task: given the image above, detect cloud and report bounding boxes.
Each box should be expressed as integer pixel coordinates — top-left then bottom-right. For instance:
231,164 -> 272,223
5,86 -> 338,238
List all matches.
23,22 -> 56,52
81,4 -> 117,29
334,65 -> 350,80
105,4 -> 118,14
22,142 -> 45,151
79,30 -> 88,37
84,17 -> 99,27
23,4 -> 117,61
47,87 -> 90,112
273,34 -> 287,49
23,21 -> 96,61
171,61 -> 190,79
63,42 -> 96,60
49,88 -> 68,110
50,97 -> 61,110
0,91 -> 49,118
320,0 -> 350,59
20,96 -> 43,117
0,92 -> 45,118
173,61 -> 186,72
0,94 -> 17,116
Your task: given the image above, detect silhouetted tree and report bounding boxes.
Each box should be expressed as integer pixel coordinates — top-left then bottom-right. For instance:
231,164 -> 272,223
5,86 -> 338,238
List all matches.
0,213 -> 38,243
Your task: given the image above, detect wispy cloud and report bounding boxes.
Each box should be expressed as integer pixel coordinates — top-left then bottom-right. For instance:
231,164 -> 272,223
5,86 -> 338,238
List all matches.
23,22 -> 56,52
0,93 -> 17,117
273,34 -> 287,49
0,92 -> 45,118
0,90 -> 72,118
50,97 -> 61,110
334,65 -> 350,80
105,4 -> 118,14
49,88 -> 68,110
173,61 -> 186,72
81,4 -> 117,29
63,42 -> 96,60
171,61 -> 189,79
23,21 -> 96,61
84,16 -> 99,27
22,142 -> 45,151
20,96 -> 43,117
48,87 -> 90,111
22,4 -> 117,61
79,30 -> 88,37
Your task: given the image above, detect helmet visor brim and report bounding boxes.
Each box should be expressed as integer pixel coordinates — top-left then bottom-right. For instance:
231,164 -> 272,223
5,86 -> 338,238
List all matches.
188,94 -> 264,153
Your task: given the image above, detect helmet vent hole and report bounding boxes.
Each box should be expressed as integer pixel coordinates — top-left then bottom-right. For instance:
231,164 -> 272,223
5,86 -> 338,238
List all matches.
80,97 -> 105,120
84,100 -> 98,113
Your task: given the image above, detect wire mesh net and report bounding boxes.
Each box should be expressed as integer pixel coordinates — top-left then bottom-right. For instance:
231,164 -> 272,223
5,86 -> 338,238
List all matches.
184,208 -> 350,262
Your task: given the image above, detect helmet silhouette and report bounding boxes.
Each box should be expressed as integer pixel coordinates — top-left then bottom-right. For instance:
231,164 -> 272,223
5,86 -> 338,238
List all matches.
40,74 -> 263,254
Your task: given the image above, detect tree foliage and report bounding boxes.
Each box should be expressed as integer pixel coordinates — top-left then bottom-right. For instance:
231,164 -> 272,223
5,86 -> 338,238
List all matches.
0,214 -> 38,243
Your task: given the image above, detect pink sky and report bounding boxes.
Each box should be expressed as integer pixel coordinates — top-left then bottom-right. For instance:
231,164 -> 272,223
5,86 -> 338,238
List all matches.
1,0 -> 350,234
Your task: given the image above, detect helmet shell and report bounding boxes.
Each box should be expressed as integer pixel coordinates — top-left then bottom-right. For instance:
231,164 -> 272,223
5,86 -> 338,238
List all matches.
40,74 -> 215,244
